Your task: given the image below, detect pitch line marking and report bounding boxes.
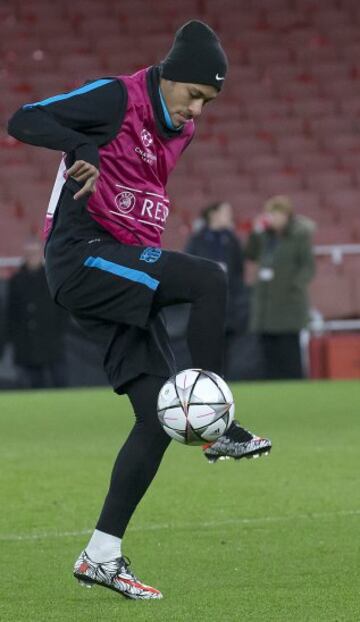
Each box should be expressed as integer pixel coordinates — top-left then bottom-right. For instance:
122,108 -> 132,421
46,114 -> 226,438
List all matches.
0,509 -> 359,542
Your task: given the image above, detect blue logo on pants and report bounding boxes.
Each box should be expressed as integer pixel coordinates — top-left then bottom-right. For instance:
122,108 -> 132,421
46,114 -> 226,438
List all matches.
140,247 -> 162,263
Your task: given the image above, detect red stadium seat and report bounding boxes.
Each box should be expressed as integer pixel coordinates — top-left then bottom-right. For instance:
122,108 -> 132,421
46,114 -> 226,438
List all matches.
211,12 -> 263,33
187,139 -> 227,160
310,62 -> 349,81
229,137 -> 274,158
162,213 -> 191,251
191,157 -> 238,177
58,55 -> 105,77
289,153 -> 338,173
295,44 -> 339,64
276,135 -> 319,155
248,47 -> 292,67
292,98 -> 337,117
259,117 -> 305,135
321,78 -> 360,99
305,170 -> 354,192
325,26 -> 360,44
235,31 -> 276,49
0,163 -> 40,189
283,27 -> 320,50
321,133 -> 360,153
245,100 -> 291,119
275,80 -> 320,101
242,154 -> 287,174
167,176 -> 206,198
80,18 -> 124,37
339,95 -> 360,116
65,2 -> 111,20
203,102 -> 242,124
353,218 -> 360,242
323,189 -> 360,220
309,115 -> 355,137
238,82 -> 274,103
208,174 -> 255,195
243,0 -> 290,8
233,192 -> 265,214
341,43 -> 360,63
310,274 -> 356,318
341,255 -> 360,275
8,179 -> 51,217
29,74 -> 80,98
339,153 -> 360,173
206,119 -> 253,139
265,64 -> 299,85
266,9 -> 305,29
289,191 -> 323,220
170,191 -> 208,220
311,10 -> 351,28
225,65 -> 259,83
313,223 -> 354,244
18,1 -> 65,19
256,171 -> 304,194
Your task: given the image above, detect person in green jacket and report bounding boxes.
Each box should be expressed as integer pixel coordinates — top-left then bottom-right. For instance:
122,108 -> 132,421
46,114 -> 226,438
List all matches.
245,195 -> 316,379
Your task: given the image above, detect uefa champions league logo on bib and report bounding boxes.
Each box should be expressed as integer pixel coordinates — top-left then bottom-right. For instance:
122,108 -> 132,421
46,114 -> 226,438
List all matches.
115,191 -> 136,214
141,129 -> 153,148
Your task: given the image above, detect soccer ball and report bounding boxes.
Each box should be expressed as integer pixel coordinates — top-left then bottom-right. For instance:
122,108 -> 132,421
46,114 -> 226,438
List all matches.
157,369 -> 235,445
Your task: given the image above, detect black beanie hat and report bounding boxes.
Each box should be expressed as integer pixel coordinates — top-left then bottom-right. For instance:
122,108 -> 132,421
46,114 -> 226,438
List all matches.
161,20 -> 228,91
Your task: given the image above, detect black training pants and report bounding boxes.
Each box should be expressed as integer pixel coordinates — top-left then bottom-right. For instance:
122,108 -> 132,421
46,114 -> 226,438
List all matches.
87,249 -> 228,537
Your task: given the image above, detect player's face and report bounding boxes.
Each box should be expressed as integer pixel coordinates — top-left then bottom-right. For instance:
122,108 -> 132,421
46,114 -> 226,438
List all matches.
160,79 -> 219,128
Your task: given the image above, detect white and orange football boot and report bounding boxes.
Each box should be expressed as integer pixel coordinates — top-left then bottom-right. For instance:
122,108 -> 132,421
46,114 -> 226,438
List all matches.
74,550 -> 162,600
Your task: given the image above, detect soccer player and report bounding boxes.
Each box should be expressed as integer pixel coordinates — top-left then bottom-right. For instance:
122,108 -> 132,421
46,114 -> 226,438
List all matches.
8,21 -> 271,600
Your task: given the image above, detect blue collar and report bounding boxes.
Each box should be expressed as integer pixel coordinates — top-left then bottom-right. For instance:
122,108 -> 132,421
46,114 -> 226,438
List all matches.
158,87 -> 182,131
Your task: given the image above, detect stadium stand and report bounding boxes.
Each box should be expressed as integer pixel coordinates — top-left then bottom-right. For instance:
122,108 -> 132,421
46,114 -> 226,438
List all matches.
1,0 -> 360,321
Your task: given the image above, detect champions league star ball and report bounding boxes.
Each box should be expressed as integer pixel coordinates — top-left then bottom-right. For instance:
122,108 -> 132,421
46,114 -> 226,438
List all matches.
157,369 -> 235,445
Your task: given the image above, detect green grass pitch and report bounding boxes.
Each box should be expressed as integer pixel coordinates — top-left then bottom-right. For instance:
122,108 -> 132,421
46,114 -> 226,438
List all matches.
1,380 -> 359,621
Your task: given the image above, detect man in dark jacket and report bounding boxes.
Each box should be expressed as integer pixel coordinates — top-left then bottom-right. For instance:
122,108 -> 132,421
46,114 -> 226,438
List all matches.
245,195 -> 315,379
7,238 -> 68,388
185,200 -> 248,333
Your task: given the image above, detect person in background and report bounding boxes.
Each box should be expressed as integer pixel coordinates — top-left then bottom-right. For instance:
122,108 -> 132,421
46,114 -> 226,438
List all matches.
185,200 -> 246,335
186,201 -> 244,293
6,237 -> 68,389
245,195 -> 316,380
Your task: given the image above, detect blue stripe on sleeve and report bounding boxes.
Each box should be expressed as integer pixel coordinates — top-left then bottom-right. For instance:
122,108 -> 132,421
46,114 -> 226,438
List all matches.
23,79 -> 114,109
84,256 -> 160,291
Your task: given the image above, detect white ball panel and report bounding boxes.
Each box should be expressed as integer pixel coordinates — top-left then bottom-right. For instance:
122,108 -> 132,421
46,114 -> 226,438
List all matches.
201,417 -> 228,441
215,375 -> 234,404
157,380 -> 179,411
191,374 -> 223,404
162,424 -> 186,443
175,369 -> 201,392
187,404 -> 218,429
162,407 -> 187,431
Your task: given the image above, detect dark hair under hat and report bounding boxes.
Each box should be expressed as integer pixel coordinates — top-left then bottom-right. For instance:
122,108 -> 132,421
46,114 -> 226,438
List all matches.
161,20 -> 228,91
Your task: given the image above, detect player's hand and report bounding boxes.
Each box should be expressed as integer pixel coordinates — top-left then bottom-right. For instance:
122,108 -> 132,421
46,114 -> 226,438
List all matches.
67,160 -> 99,200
